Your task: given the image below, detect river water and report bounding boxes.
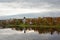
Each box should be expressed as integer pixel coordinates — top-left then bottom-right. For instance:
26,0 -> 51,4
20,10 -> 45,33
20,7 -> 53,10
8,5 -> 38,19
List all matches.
0,28 -> 60,40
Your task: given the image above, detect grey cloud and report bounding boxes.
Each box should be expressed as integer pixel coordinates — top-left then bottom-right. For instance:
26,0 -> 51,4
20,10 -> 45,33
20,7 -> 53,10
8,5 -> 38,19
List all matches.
0,0 -> 60,9
5,2 -> 52,9
18,0 -> 60,9
0,0 -> 59,4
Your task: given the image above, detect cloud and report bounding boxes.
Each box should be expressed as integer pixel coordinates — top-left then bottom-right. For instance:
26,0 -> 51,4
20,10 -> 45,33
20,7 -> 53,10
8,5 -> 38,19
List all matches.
0,0 -> 60,16
0,0 -> 60,9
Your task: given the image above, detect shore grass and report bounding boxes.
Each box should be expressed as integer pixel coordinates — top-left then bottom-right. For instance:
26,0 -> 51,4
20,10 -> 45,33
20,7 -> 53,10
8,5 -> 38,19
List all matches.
6,24 -> 60,29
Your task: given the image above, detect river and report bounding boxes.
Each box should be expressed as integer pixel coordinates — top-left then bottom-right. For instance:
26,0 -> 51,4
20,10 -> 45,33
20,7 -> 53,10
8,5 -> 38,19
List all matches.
0,28 -> 60,40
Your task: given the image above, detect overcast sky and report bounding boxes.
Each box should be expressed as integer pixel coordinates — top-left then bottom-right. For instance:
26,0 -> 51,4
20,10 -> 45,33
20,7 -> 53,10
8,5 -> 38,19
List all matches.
0,0 -> 60,16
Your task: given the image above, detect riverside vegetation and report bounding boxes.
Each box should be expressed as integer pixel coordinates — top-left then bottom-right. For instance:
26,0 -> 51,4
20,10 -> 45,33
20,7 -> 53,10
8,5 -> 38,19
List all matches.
0,17 -> 60,34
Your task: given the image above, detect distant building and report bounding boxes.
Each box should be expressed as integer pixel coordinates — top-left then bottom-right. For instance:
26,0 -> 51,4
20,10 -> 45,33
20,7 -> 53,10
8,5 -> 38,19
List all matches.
23,17 -> 26,24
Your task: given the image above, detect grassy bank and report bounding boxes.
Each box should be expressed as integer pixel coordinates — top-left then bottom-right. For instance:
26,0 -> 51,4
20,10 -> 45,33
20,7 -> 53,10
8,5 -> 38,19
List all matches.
6,24 -> 60,29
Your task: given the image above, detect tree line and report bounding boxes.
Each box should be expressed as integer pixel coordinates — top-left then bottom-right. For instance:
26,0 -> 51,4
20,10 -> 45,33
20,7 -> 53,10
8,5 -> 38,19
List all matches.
0,17 -> 60,27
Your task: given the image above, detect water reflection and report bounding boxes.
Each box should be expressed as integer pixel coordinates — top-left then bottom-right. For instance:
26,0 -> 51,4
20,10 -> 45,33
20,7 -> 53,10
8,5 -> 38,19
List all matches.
13,27 -> 60,35
0,28 -> 60,40
13,27 -> 60,40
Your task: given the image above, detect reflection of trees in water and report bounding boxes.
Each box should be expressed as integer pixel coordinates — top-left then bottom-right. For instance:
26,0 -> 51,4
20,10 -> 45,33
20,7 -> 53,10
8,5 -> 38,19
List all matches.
11,26 -> 60,35
35,27 -> 60,35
